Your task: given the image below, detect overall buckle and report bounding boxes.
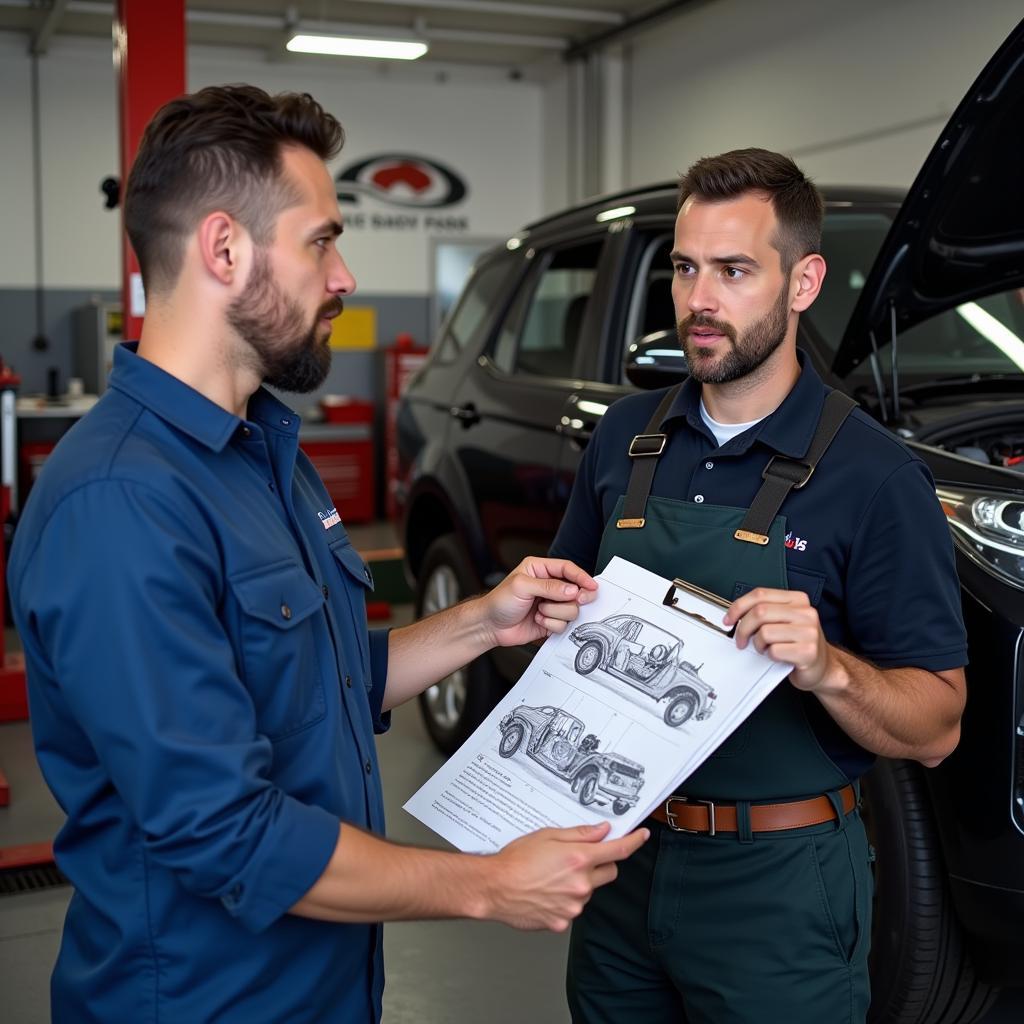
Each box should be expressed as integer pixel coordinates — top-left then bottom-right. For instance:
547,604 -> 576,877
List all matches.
664,797 -> 716,835
762,455 -> 814,489
629,433 -> 667,457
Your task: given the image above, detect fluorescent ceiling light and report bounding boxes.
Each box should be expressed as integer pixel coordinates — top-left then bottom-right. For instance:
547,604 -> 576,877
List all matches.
287,33 -> 428,60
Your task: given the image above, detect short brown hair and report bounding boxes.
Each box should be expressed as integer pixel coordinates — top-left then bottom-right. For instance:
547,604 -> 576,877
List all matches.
677,148 -> 823,272
124,84 -> 345,294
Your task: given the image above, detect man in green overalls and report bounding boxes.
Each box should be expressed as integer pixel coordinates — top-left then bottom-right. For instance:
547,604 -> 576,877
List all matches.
549,148 -> 968,1023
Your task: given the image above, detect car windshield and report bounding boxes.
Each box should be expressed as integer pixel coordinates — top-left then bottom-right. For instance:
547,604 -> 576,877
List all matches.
808,210 -> 1024,386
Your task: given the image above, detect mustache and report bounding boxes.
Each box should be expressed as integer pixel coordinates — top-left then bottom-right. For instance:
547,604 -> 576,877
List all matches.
678,313 -> 735,339
318,298 -> 344,320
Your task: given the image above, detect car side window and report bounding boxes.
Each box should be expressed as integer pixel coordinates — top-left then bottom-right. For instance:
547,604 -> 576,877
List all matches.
491,239 -> 604,379
435,256 -> 515,364
620,234 -> 676,382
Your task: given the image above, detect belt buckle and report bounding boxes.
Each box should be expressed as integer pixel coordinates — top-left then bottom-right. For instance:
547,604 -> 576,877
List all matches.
664,796 -> 716,836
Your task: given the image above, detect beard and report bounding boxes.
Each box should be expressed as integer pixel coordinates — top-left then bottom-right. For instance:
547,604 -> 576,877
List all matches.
676,283 -> 791,385
226,248 -> 342,393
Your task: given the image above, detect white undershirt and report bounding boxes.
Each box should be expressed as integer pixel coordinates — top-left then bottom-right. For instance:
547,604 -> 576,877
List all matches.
699,399 -> 764,448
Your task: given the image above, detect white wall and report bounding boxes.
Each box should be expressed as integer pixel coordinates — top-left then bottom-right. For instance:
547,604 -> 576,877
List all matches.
542,0 -> 1023,210
0,32 -> 543,294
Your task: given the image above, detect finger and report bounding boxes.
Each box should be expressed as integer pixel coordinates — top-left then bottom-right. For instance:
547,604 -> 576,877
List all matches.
534,613 -> 568,634
590,828 -> 649,863
590,863 -> 619,889
535,600 -> 582,623
552,821 -> 611,843
513,574 -> 583,604
522,557 -> 599,593
724,587 -> 807,625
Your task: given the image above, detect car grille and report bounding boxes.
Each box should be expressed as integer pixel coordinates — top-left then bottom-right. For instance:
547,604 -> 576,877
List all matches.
609,761 -> 641,778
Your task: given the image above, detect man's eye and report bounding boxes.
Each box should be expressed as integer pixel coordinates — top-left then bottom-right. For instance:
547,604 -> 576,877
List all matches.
724,267 -> 744,279
673,263 -> 692,275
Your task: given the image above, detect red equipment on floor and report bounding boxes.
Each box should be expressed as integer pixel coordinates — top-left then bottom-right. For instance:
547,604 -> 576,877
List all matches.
302,397 -> 376,524
385,333 -> 430,521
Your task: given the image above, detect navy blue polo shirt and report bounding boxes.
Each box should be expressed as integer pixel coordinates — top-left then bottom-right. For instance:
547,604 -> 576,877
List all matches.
9,343 -> 391,1023
550,352 -> 967,779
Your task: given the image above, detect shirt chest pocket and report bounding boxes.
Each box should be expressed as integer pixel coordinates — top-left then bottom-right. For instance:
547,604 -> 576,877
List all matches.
326,538 -> 374,682
228,560 -> 327,741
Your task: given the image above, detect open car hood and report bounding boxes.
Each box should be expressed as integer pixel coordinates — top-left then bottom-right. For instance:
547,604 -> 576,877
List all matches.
833,19 -> 1024,378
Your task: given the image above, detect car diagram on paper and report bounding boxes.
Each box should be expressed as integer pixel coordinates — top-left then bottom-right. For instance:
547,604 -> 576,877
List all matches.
405,556 -> 794,853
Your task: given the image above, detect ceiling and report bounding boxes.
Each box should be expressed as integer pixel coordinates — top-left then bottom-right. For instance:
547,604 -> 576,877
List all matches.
0,0 -> 691,72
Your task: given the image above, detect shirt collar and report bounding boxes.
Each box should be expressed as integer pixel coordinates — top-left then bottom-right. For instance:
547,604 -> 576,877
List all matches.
665,349 -> 827,458
108,342 -> 300,452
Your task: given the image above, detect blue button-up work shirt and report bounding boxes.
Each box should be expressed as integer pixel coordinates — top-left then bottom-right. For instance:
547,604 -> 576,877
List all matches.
9,344 -> 392,1023
551,353 -> 968,779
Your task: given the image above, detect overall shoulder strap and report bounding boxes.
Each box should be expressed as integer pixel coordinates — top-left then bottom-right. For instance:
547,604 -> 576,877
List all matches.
617,384 -> 684,529
734,390 -> 857,546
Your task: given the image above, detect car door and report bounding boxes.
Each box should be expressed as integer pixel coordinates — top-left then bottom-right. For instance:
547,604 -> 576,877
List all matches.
553,221 -> 677,510
450,233 -> 616,585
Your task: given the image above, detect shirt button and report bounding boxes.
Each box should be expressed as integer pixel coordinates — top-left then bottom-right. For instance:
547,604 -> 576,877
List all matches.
345,674 -> 352,688
364,568 -> 371,582
240,426 -> 251,438
694,494 -> 705,503
268,482 -> 275,492
322,584 -> 330,599
280,604 -> 292,620
365,760 -> 372,774
705,461 -> 714,470
280,418 -> 291,427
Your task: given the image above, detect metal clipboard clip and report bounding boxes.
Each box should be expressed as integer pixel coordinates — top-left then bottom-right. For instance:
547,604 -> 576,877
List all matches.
662,577 -> 736,638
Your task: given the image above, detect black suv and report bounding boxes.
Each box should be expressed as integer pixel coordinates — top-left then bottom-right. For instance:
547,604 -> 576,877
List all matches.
395,21 -> 1024,1024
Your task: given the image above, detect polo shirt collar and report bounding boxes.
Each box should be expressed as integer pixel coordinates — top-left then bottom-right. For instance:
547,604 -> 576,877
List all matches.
666,348 -> 827,458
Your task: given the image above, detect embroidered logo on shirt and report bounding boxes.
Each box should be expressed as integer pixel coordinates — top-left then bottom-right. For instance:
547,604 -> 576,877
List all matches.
318,507 -> 341,530
784,530 -> 808,552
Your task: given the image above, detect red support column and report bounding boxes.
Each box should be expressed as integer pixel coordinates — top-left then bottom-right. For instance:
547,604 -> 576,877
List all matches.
115,0 -> 186,342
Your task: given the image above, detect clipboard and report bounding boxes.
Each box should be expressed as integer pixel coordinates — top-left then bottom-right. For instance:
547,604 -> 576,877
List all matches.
662,577 -> 736,638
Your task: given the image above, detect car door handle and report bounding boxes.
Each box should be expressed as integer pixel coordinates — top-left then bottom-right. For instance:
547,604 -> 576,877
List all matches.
450,402 -> 480,427
556,418 -> 596,445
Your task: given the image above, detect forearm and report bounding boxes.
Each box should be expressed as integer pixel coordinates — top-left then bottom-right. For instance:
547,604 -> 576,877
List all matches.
813,647 -> 965,765
290,822 -> 490,923
382,597 -> 493,711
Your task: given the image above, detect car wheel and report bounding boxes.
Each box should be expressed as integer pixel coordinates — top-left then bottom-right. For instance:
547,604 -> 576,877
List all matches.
574,641 -> 603,675
863,758 -> 999,1024
664,689 -> 698,727
612,799 -> 631,816
577,771 -> 599,806
415,534 -> 502,756
498,723 -> 524,758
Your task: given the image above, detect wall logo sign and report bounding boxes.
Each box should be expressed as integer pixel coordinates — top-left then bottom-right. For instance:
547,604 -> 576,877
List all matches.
335,154 -> 468,209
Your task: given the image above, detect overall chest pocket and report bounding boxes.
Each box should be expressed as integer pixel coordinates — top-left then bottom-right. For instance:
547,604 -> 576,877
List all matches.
229,560 -> 327,741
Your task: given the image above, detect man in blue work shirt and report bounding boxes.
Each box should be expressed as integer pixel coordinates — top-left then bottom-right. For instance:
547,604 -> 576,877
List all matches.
7,85 -> 647,1024
550,149 -> 968,1023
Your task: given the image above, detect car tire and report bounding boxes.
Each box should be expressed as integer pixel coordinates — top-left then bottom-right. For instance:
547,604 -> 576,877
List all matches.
415,534 -> 502,756
612,799 -> 631,816
862,758 -> 999,1024
498,723 -> 524,758
574,641 -> 603,675
577,770 -> 599,806
664,689 -> 698,727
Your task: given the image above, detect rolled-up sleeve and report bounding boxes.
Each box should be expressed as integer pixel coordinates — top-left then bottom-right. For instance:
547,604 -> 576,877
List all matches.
13,479 -> 339,933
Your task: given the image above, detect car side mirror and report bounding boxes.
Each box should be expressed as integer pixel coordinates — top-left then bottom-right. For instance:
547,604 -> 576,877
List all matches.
624,330 -> 689,389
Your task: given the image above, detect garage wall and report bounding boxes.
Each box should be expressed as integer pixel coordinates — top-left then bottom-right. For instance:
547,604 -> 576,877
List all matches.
0,31 -> 542,394
541,0 -> 1023,210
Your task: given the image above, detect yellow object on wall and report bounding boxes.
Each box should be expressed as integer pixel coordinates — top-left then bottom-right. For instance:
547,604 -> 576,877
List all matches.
329,306 -> 377,350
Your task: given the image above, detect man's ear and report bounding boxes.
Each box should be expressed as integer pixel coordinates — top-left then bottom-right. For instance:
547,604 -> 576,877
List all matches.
790,253 -> 826,313
197,211 -> 250,286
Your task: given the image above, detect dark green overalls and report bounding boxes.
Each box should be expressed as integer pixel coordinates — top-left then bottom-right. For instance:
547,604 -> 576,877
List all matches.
567,387 -> 874,1024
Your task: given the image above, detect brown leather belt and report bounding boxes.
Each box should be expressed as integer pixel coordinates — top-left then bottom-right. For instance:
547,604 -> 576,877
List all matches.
649,784 -> 857,835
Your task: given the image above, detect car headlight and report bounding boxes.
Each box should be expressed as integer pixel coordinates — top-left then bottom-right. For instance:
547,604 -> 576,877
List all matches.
937,486 -> 1024,589
608,773 -> 622,785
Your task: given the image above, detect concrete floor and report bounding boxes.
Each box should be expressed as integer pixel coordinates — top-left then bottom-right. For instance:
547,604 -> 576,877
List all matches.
1,520 -> 1022,1022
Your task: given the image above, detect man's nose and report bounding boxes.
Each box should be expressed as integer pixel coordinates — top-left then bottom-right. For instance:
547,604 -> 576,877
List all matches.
329,251 -> 356,296
687,271 -> 716,315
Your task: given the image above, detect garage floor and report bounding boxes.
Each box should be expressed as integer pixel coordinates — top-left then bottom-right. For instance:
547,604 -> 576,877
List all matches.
1,522 -> 1021,1023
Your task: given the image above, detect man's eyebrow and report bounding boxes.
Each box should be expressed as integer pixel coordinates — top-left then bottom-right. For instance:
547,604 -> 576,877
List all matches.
670,250 -> 759,268
311,219 -> 344,239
